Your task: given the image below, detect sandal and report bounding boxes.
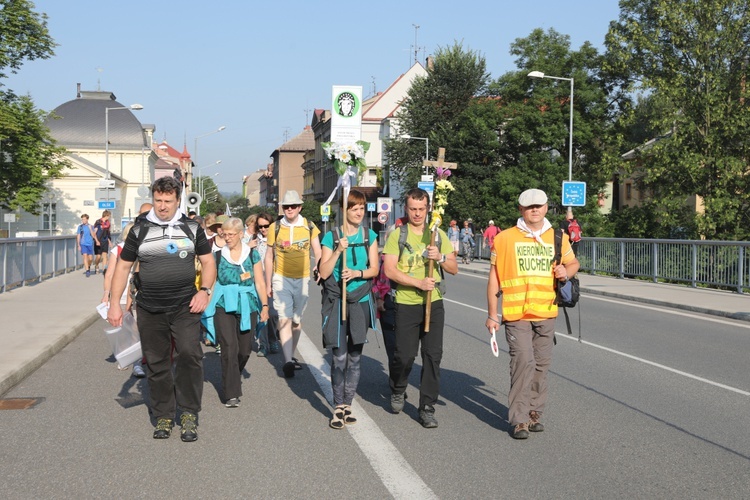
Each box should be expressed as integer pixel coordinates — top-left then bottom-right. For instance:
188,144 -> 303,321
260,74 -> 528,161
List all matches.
343,405 -> 357,425
291,357 -> 303,370
330,405 -> 346,430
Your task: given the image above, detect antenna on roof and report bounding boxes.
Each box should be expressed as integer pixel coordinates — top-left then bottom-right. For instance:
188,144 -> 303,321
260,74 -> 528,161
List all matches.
95,67 -> 103,91
412,24 -> 420,66
371,76 -> 377,96
304,104 -> 311,125
282,127 -> 290,142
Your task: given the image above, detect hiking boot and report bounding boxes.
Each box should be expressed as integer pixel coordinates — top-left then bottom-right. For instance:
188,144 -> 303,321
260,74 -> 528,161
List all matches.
419,405 -> 438,429
390,393 -> 405,414
529,411 -> 544,432
153,418 -> 173,439
257,345 -> 267,357
511,422 -> 530,439
85,270 -> 90,278
180,412 -> 198,442
269,341 -> 281,354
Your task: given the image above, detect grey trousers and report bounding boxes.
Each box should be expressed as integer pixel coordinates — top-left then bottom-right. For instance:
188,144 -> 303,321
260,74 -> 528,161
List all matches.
504,318 -> 555,425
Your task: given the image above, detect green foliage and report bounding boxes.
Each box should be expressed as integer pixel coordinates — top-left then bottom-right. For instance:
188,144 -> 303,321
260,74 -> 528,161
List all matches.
605,0 -> 750,240
0,0 -> 66,213
300,198 -> 335,228
0,0 -> 56,81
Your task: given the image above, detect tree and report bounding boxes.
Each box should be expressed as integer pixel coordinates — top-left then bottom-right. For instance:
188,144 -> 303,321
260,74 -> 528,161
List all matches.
605,0 -> 750,240
0,0 -> 67,213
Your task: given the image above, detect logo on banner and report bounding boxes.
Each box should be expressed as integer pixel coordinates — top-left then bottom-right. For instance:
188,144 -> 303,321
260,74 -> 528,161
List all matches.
334,91 -> 360,118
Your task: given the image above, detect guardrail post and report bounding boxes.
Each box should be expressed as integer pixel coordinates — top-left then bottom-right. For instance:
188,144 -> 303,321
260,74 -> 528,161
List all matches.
738,245 -> 744,293
652,241 -> 658,283
691,243 -> 697,288
619,240 -> 625,278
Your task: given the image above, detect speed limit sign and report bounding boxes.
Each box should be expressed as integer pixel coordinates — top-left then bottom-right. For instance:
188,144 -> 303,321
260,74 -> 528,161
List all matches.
377,212 -> 389,224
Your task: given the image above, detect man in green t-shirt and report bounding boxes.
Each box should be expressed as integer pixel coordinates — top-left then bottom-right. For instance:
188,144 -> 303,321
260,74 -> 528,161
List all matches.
382,188 -> 457,428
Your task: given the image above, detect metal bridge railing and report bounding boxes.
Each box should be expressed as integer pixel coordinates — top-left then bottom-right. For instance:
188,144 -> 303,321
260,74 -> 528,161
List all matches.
1,235 -> 83,293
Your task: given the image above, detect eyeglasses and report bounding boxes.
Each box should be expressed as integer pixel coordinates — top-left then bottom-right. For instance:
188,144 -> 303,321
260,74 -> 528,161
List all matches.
223,232 -> 240,238
283,204 -> 300,210
257,224 -> 270,229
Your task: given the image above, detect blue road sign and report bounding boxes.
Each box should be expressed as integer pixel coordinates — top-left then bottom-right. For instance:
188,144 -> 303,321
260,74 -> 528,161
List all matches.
562,181 -> 586,207
321,214 -> 329,222
98,200 -> 116,210
367,202 -> 376,212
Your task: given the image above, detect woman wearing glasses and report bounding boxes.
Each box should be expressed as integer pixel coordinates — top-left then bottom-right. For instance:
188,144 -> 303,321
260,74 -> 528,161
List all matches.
202,217 -> 268,408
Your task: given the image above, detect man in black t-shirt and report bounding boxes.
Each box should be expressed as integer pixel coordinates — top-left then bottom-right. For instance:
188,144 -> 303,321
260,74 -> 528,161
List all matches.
108,177 -> 215,442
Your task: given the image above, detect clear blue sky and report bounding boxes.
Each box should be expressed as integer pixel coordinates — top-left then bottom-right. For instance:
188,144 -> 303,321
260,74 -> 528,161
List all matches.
7,0 -> 622,193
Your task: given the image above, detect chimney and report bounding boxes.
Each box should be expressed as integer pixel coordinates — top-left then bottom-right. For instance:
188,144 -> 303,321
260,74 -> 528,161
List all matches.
426,56 -> 435,71
76,83 -> 81,98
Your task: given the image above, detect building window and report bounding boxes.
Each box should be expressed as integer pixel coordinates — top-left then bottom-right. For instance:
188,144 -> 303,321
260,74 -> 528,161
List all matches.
43,203 -> 57,231
625,183 -> 632,201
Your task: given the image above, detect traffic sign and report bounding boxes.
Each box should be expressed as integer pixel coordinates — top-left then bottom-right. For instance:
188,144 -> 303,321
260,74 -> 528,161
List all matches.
418,181 -> 435,208
377,212 -> 388,224
320,205 -> 331,216
367,202 -> 376,212
377,197 -> 392,213
98,200 -> 116,210
562,181 -> 587,207
321,214 -> 329,222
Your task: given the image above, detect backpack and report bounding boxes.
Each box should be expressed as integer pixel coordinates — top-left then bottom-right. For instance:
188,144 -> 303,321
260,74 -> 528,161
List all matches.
554,228 -> 581,342
274,216 -> 316,242
567,219 -> 582,243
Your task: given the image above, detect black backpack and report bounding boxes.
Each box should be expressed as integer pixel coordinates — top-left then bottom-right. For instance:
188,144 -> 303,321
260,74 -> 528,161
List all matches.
554,228 -> 581,341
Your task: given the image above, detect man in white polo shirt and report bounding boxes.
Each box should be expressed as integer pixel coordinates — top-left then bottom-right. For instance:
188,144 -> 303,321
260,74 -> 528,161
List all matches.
265,190 -> 322,378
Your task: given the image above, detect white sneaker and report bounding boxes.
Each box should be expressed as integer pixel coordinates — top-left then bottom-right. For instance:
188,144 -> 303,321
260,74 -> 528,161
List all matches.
132,362 -> 146,378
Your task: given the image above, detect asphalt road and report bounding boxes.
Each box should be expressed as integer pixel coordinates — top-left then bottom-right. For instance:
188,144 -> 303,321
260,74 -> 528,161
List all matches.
2,268 -> 749,498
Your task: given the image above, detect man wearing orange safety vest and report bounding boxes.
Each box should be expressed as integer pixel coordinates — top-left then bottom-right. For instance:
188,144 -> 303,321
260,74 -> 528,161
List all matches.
485,188 -> 579,440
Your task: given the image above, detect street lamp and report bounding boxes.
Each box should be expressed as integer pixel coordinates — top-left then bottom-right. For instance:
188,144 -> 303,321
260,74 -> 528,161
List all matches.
105,104 -> 143,182
527,71 -> 574,183
400,134 -> 429,161
196,160 -> 222,201
193,126 -> 226,173
201,173 -> 219,200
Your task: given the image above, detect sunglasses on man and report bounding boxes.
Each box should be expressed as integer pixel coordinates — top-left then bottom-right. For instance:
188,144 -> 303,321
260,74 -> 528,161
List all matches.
283,204 -> 300,210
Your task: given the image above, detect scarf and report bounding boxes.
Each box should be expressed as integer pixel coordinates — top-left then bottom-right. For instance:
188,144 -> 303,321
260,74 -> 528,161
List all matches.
145,208 -> 183,239
516,217 -> 552,244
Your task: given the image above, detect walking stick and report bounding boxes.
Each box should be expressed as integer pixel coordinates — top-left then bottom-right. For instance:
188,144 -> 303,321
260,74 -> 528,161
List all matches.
424,215 -> 441,333
341,190 -> 348,320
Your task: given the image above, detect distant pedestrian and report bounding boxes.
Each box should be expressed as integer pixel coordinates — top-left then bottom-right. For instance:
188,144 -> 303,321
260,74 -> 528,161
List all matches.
255,211 -> 281,355
560,208 -> 582,257
446,220 -> 460,256
264,190 -> 322,378
485,188 -> 579,440
93,210 -> 112,274
482,220 -> 500,247
76,214 -> 100,277
107,177 -> 216,442
459,220 -> 474,264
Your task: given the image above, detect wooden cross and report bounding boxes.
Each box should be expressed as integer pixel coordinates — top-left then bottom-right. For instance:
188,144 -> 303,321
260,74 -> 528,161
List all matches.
422,147 -> 458,173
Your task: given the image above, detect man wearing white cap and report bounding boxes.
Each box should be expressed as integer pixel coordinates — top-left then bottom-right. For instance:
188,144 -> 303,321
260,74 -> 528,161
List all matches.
485,188 -> 579,440
265,190 -> 321,378
482,220 -> 501,247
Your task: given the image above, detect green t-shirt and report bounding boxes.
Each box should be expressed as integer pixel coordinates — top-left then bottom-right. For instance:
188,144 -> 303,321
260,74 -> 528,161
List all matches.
382,225 -> 453,305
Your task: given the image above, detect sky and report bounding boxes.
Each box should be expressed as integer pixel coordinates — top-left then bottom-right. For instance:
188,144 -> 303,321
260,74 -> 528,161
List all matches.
6,0 -> 623,194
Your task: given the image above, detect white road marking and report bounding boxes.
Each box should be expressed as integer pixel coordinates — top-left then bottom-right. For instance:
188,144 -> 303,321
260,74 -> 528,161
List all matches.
443,297 -> 750,397
297,333 -> 438,500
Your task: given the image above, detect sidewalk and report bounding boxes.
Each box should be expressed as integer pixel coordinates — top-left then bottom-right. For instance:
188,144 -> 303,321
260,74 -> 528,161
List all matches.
1,259 -> 748,397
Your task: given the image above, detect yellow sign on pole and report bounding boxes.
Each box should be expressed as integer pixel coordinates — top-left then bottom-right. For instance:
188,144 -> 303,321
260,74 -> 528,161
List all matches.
320,205 -> 331,216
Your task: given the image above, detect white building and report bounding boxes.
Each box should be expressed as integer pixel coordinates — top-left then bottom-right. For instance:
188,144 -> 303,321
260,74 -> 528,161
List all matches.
5,86 -> 155,237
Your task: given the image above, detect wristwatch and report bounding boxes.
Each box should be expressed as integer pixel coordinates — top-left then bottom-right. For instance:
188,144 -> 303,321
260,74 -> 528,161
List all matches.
439,254 -> 447,264
200,287 -> 212,296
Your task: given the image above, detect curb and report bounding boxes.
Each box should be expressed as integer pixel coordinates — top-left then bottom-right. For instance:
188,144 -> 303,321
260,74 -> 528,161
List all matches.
0,313 -> 100,397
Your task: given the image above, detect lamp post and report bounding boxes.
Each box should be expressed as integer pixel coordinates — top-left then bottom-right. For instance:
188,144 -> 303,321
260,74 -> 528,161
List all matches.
201,173 -> 219,200
527,71 -> 573,183
105,104 -> 143,183
400,134 -> 429,175
196,160 -> 222,201
193,126 -> 226,180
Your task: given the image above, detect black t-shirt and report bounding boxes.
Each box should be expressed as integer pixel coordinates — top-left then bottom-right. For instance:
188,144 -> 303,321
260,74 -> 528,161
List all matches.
121,217 -> 211,313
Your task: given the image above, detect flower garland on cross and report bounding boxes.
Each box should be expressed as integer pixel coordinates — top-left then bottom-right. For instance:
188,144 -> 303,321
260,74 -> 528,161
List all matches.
422,147 -> 457,332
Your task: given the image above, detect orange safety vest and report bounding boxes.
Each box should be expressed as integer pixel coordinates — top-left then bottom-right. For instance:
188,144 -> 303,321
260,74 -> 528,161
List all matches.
492,227 -> 567,322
